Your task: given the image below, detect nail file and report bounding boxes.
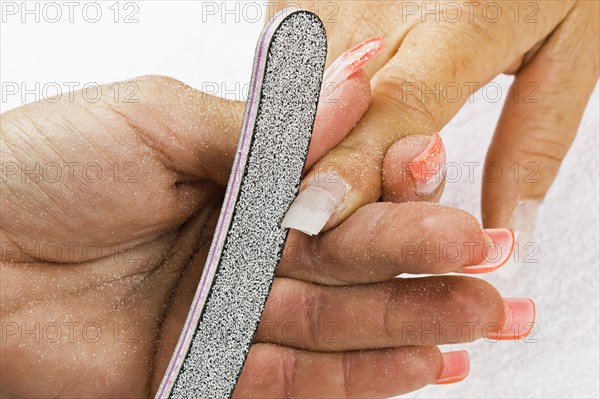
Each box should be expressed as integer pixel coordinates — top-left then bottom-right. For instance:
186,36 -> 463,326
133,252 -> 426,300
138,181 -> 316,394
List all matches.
156,9 -> 327,399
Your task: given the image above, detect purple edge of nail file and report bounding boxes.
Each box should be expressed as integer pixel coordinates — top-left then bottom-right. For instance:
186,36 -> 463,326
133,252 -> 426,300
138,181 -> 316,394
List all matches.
155,9 -> 327,399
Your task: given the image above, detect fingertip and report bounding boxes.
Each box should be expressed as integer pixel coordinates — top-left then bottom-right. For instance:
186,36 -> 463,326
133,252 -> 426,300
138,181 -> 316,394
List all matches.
434,350 -> 470,385
459,228 -> 515,274
382,133 -> 446,203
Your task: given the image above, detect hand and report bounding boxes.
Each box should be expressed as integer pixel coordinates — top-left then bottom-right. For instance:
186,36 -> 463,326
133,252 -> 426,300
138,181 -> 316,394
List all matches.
1,75 -> 534,399
274,1 -> 599,242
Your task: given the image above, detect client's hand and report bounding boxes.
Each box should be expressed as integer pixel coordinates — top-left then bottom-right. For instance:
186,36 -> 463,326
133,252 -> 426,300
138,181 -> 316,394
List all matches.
273,1 -> 599,243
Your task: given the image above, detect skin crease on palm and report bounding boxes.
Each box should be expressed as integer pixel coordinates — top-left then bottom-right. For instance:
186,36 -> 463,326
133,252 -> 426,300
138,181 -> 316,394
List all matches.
0,1 -> 597,398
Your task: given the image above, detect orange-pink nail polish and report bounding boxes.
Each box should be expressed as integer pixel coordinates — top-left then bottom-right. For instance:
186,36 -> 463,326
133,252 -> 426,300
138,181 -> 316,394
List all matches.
489,298 -> 536,340
409,132 -> 446,196
435,350 -> 470,384
460,228 -> 515,274
322,36 -> 384,88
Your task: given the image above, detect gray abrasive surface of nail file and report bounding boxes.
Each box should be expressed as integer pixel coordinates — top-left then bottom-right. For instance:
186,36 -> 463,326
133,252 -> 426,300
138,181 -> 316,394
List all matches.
156,10 -> 327,399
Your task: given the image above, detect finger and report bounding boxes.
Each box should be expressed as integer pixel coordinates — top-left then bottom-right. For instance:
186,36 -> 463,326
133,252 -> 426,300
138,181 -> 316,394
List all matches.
281,1 -> 575,236
279,202 -> 514,285
234,343 -> 469,398
382,132 -> 446,203
256,277 -> 535,352
306,69 -> 370,169
483,1 -> 599,245
305,37 -> 383,169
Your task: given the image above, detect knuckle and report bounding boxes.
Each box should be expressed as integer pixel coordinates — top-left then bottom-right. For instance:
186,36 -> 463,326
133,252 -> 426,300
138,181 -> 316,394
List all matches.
510,128 -> 571,197
513,125 -> 571,165
372,68 -> 439,131
324,140 -> 384,178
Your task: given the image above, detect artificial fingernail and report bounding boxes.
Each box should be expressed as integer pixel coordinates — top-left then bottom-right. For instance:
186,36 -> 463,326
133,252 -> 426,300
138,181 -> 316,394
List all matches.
435,350 -> 470,384
322,36 -> 384,89
409,132 -> 446,196
281,172 -> 350,236
497,200 -> 541,279
460,228 -> 515,274
489,298 -> 536,340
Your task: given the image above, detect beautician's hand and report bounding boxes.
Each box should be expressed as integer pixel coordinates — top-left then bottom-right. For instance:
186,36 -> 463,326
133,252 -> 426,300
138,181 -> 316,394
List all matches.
0,72 -> 534,398
275,1 -> 599,240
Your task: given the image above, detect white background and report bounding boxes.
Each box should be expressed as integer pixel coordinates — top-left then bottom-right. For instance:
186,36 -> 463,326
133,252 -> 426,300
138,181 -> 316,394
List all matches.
1,1 -> 599,397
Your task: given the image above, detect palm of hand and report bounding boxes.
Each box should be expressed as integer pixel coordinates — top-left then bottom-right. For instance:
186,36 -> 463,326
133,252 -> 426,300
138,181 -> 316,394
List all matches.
1,77 -> 234,397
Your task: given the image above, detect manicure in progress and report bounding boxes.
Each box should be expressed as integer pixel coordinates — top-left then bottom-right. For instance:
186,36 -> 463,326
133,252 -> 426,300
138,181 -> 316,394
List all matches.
281,171 -> 350,235
282,36 -> 384,235
322,36 -> 384,88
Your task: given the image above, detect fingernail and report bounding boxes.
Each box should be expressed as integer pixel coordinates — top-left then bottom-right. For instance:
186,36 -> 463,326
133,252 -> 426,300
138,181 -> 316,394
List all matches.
281,172 -> 350,236
322,36 -> 384,89
460,228 -> 515,274
435,350 -> 470,385
497,200 -> 541,279
409,132 -> 446,196
489,298 -> 536,340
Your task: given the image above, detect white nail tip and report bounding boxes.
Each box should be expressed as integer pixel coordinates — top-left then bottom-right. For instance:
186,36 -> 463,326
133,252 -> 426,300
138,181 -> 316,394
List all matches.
509,200 -> 540,233
497,200 -> 541,279
414,168 -> 444,195
281,175 -> 350,236
281,186 -> 338,236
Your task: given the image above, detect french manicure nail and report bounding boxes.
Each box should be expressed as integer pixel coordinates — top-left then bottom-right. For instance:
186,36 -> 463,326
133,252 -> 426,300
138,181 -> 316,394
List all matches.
497,200 -> 541,279
281,38 -> 382,236
434,350 -> 470,385
460,228 -> 515,274
322,36 -> 384,89
281,172 -> 350,236
409,132 -> 446,196
489,297 -> 536,340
